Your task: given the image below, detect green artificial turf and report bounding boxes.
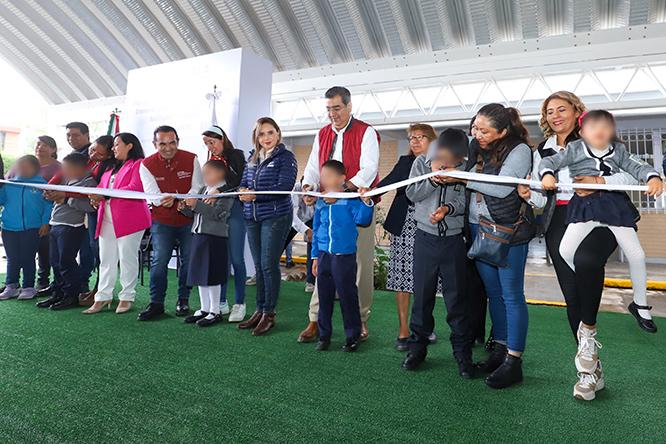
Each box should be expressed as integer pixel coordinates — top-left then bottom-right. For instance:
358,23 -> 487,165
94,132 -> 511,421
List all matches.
0,274 -> 664,443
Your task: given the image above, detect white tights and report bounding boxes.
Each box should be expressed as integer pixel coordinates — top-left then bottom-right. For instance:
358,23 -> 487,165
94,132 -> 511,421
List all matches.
197,285 -> 221,318
559,221 -> 651,319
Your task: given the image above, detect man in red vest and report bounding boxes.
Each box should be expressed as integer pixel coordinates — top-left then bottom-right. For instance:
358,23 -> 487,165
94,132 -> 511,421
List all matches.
138,125 -> 203,321
298,86 -> 380,343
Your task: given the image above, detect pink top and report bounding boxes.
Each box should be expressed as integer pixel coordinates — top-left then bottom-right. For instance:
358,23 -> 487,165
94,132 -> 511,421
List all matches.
95,159 -> 151,239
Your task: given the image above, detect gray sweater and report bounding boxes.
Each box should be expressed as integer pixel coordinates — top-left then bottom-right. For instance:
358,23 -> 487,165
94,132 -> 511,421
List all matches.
539,140 -> 659,183
180,185 -> 233,237
50,175 -> 97,226
405,155 -> 466,237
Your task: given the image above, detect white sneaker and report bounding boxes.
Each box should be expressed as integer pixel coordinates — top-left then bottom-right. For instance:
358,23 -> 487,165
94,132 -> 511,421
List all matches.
575,324 -> 602,374
220,301 -> 230,315
246,276 -> 256,286
573,362 -> 605,401
17,287 -> 37,300
228,304 -> 246,322
0,285 -> 20,300
304,283 -> 315,293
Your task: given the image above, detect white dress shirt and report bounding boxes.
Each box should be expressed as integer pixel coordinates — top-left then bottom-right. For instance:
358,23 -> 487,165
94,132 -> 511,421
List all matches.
303,116 -> 379,190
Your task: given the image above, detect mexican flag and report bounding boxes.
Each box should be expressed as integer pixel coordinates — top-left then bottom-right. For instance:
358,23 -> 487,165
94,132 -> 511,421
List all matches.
106,110 -> 120,135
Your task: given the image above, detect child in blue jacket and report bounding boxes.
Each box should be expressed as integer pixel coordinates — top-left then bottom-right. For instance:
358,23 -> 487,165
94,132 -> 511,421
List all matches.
311,160 -> 374,352
0,155 -> 53,300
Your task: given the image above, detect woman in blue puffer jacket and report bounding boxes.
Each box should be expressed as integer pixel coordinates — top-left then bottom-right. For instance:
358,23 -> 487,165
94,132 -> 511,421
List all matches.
238,117 -> 297,336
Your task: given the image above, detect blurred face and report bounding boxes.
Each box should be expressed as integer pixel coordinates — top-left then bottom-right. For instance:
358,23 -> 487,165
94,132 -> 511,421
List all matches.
66,128 -> 89,150
326,95 -> 352,130
256,123 -> 280,151
35,140 -> 55,160
546,98 -> 579,138
113,136 -> 132,161
203,164 -> 226,187
17,159 -> 39,178
320,166 -> 345,191
474,114 -> 507,149
89,142 -> 111,163
62,162 -> 87,181
203,135 -> 225,156
579,118 -> 615,149
407,130 -> 431,156
435,148 -> 463,168
153,131 -> 179,160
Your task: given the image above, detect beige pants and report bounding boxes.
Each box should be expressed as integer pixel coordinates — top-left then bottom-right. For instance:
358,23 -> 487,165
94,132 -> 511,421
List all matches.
308,210 -> 375,323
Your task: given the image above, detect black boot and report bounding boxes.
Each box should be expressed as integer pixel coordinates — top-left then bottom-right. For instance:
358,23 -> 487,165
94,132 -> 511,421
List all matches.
485,354 -> 523,389
49,296 -> 79,310
36,294 -> 61,308
478,342 -> 507,373
402,350 -> 426,371
315,338 -> 331,351
137,303 -> 165,321
456,356 -> 477,379
342,337 -> 360,352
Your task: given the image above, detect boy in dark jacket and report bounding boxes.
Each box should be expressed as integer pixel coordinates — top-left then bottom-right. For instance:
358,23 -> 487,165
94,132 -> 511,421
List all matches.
312,160 -> 374,352
37,153 -> 97,310
402,129 -> 475,378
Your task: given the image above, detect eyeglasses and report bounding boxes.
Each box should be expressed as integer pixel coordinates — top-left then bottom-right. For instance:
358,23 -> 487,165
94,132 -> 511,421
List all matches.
408,135 -> 429,142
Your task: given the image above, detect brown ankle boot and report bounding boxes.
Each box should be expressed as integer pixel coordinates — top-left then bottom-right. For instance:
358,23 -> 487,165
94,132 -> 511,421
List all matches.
238,311 -> 262,330
297,321 -> 319,343
252,312 -> 275,336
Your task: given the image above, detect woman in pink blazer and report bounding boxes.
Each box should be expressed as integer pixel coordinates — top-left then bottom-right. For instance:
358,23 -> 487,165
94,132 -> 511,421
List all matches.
84,133 -> 151,314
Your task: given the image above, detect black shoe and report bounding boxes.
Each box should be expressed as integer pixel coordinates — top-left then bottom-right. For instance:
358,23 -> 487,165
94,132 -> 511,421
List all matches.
402,352 -> 426,371
628,302 -> 657,333
137,303 -> 165,321
484,335 -> 495,352
485,354 -> 523,389
342,337 -> 360,352
285,260 -> 295,269
315,338 -> 331,351
395,337 -> 409,352
175,301 -> 190,317
184,311 -> 208,324
36,285 -> 53,296
478,342 -> 507,373
36,294 -> 61,308
196,313 -> 222,327
457,358 -> 477,379
49,296 -> 79,310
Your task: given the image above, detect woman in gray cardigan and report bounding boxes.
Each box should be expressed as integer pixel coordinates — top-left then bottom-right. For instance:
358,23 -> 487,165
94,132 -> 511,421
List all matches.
179,160 -> 233,327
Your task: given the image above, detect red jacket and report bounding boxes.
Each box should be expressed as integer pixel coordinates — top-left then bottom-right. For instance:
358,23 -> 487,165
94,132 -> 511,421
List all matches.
317,117 -> 380,188
142,150 -> 196,227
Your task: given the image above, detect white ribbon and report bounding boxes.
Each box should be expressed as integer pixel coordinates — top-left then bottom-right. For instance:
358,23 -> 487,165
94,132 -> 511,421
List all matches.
0,171 -> 649,202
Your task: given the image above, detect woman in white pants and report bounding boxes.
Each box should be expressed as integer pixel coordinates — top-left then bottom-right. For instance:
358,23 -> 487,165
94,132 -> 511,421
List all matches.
84,133 -> 152,314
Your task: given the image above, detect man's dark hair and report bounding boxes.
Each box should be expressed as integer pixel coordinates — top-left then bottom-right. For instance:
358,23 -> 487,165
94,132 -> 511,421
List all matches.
321,159 -> 346,176
62,152 -> 90,168
153,125 -> 180,141
65,122 -> 89,135
325,86 -> 351,105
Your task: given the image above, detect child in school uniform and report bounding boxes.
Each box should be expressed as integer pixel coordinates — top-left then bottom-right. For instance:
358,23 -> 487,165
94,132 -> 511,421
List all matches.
311,160 -> 374,352
0,155 -> 53,300
37,153 -> 98,310
540,109 -> 664,401
402,128 -> 475,378
179,160 -> 233,327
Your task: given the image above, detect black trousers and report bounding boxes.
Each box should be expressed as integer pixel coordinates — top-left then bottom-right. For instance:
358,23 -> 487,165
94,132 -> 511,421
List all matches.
409,230 -> 472,360
37,234 -> 51,287
317,252 -> 362,340
546,205 -> 618,339
50,225 -> 86,299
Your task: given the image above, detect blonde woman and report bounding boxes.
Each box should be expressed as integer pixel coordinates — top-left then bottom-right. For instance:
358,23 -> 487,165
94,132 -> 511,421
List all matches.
237,118 -> 298,336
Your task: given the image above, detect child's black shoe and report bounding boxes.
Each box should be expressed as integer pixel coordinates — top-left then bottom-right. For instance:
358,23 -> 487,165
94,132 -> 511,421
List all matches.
185,311 -> 208,324
196,313 -> 222,327
456,358 -> 476,379
342,337 -> 359,352
315,338 -> 331,351
401,352 -> 426,371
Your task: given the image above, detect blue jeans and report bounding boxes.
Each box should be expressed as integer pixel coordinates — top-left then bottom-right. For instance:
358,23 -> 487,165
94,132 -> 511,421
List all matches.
3,229 -> 40,288
50,225 -> 86,299
220,200 -> 246,304
246,213 -> 292,313
285,242 -> 293,262
470,223 -> 529,353
149,222 -> 193,304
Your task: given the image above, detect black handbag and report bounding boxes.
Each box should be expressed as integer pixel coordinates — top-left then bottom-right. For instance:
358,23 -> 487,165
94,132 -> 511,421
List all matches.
467,216 -> 514,267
